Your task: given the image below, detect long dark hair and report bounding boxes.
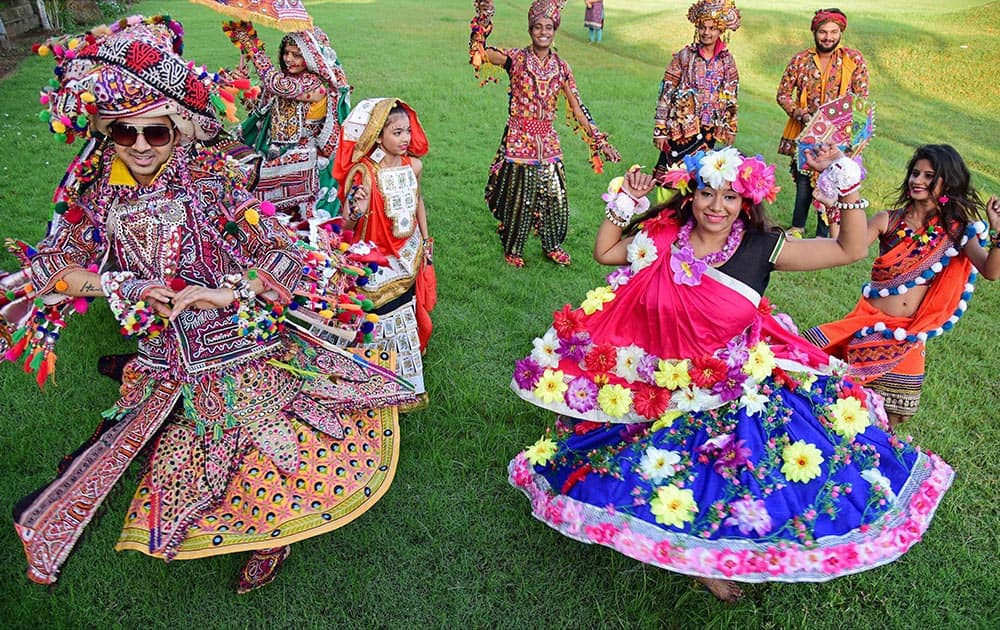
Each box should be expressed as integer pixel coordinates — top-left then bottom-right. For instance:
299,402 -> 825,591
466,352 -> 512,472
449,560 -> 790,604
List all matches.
893,144 -> 984,240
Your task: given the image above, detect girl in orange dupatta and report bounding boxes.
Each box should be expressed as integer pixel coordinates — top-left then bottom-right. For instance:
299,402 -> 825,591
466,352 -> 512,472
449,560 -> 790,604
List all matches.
804,145 -> 1000,429
333,98 -> 435,401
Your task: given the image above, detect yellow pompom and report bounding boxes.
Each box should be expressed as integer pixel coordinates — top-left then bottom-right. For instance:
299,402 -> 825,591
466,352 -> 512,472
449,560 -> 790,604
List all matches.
338,242 -> 350,252
365,313 -> 379,323
607,175 -> 624,194
51,120 -> 66,133
244,208 -> 260,225
37,44 -> 50,57
80,91 -> 96,103
68,38 -> 80,50
318,309 -> 334,319
54,279 -> 69,292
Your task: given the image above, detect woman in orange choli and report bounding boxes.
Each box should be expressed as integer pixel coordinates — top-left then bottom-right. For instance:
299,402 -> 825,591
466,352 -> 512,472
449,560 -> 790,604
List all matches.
333,98 -> 435,401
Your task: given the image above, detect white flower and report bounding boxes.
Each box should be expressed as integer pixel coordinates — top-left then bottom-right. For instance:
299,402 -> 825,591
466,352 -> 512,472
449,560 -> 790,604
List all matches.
615,344 -> 645,383
740,388 -> 769,417
861,468 -> 897,501
627,231 -> 659,274
639,446 -> 681,484
698,147 -> 742,189
671,386 -> 717,412
530,328 -> 561,368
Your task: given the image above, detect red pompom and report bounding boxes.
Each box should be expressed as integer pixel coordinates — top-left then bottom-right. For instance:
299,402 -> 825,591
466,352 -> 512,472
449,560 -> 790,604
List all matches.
168,277 -> 187,291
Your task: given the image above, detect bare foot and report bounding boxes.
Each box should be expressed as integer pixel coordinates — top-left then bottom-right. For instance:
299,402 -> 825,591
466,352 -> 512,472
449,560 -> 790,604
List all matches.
887,412 -> 910,431
696,576 -> 743,603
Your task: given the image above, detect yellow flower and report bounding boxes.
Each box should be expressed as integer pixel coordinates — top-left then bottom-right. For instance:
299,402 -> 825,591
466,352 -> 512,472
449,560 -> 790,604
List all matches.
533,369 -> 568,404
743,342 -> 776,380
781,440 -> 824,483
581,286 -> 616,315
654,359 -> 690,390
525,437 -> 558,466
798,372 -> 818,391
649,485 -> 697,528
597,383 -> 632,417
830,396 -> 871,440
651,409 -> 683,432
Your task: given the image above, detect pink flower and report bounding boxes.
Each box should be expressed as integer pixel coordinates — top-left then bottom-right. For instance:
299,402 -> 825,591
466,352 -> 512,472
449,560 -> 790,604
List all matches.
715,549 -> 749,577
822,545 -> 861,575
513,357 -> 543,390
731,155 -> 780,205
509,454 -> 533,487
564,376 -> 599,413
561,499 -> 585,534
724,496 -> 772,536
670,246 -> 708,286
584,522 -> 620,544
557,332 -> 592,363
613,530 -> 655,563
652,540 -> 675,564
545,497 -> 567,526
763,547 -> 788,576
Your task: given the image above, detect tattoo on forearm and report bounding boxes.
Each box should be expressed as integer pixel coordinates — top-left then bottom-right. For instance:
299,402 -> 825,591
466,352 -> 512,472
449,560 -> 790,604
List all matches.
81,281 -> 101,295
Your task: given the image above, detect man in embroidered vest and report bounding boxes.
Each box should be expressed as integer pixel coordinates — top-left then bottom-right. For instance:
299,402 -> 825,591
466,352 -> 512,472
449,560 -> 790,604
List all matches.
776,8 -> 868,237
6,15 -> 413,594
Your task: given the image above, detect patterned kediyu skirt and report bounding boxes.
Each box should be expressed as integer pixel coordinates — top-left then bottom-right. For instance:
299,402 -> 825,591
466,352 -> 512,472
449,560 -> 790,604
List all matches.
509,376 -> 953,583
485,158 -> 569,259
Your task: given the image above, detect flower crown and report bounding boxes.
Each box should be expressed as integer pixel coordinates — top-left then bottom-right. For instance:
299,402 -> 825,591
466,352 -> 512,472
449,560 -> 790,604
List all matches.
661,147 -> 780,205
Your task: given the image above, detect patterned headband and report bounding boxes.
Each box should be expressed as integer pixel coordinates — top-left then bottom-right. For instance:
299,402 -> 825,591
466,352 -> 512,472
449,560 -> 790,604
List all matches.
812,10 -> 848,31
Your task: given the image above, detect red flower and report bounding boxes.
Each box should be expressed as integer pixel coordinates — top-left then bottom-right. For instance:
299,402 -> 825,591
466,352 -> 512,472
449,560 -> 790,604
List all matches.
561,464 -> 593,494
690,356 -> 728,388
771,366 -> 799,390
573,420 -> 603,435
838,382 -> 868,408
584,343 -> 617,375
758,296 -> 774,315
632,383 -> 671,419
553,303 -> 586,339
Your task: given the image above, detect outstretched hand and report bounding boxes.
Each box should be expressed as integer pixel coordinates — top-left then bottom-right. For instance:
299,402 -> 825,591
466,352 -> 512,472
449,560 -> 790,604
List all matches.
601,143 -> 622,163
622,169 -> 655,199
804,143 -> 845,172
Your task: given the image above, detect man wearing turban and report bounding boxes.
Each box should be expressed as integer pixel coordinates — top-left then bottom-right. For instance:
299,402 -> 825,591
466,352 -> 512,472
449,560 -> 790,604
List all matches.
776,8 -> 869,237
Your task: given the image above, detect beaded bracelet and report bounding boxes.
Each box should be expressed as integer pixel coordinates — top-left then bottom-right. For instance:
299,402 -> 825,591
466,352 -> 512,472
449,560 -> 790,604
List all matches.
836,198 -> 870,211
99,271 -> 165,338
604,189 -> 650,228
990,230 -> 1000,248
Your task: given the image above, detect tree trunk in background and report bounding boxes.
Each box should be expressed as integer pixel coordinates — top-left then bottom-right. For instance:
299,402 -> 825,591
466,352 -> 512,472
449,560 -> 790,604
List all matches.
0,16 -> 9,50
35,0 -> 53,31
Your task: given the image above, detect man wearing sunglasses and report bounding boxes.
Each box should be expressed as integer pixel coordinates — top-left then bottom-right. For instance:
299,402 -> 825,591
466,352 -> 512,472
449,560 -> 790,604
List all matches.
6,15 -> 413,595
105,119 -> 177,186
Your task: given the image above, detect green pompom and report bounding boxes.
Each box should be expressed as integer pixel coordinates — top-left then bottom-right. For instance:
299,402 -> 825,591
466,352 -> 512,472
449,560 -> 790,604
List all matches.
54,201 -> 69,214
38,110 -> 51,122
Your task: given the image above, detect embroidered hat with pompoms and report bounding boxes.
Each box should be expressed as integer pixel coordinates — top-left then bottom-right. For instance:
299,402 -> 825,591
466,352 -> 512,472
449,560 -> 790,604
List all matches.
36,15 -> 224,144
528,0 -> 568,30
686,0 -> 741,32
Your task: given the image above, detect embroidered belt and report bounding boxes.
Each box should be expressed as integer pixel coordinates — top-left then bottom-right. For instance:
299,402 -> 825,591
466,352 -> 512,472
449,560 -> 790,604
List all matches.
509,116 -> 553,135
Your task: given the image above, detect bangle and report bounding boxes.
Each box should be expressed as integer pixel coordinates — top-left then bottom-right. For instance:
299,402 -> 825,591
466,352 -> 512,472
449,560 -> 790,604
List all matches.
989,230 -> 1000,247
603,189 -> 650,227
835,198 -> 870,211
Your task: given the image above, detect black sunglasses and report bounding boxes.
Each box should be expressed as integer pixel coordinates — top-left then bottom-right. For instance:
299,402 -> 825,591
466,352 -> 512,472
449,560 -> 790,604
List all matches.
108,122 -> 175,147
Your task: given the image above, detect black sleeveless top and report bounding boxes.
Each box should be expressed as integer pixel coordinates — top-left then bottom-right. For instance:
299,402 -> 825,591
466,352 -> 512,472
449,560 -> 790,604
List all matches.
715,229 -> 785,295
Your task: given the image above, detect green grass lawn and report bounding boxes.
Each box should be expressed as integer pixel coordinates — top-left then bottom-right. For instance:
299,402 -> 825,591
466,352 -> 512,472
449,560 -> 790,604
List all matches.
1,0 -> 998,627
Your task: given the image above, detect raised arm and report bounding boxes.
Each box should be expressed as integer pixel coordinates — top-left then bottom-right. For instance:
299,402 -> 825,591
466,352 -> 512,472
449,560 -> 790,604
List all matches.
776,146 -> 869,271
594,171 -> 656,265
964,196 -> 1000,280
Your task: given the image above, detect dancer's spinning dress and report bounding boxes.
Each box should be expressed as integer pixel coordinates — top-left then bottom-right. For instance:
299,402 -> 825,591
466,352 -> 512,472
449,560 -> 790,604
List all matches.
508,212 -> 952,582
